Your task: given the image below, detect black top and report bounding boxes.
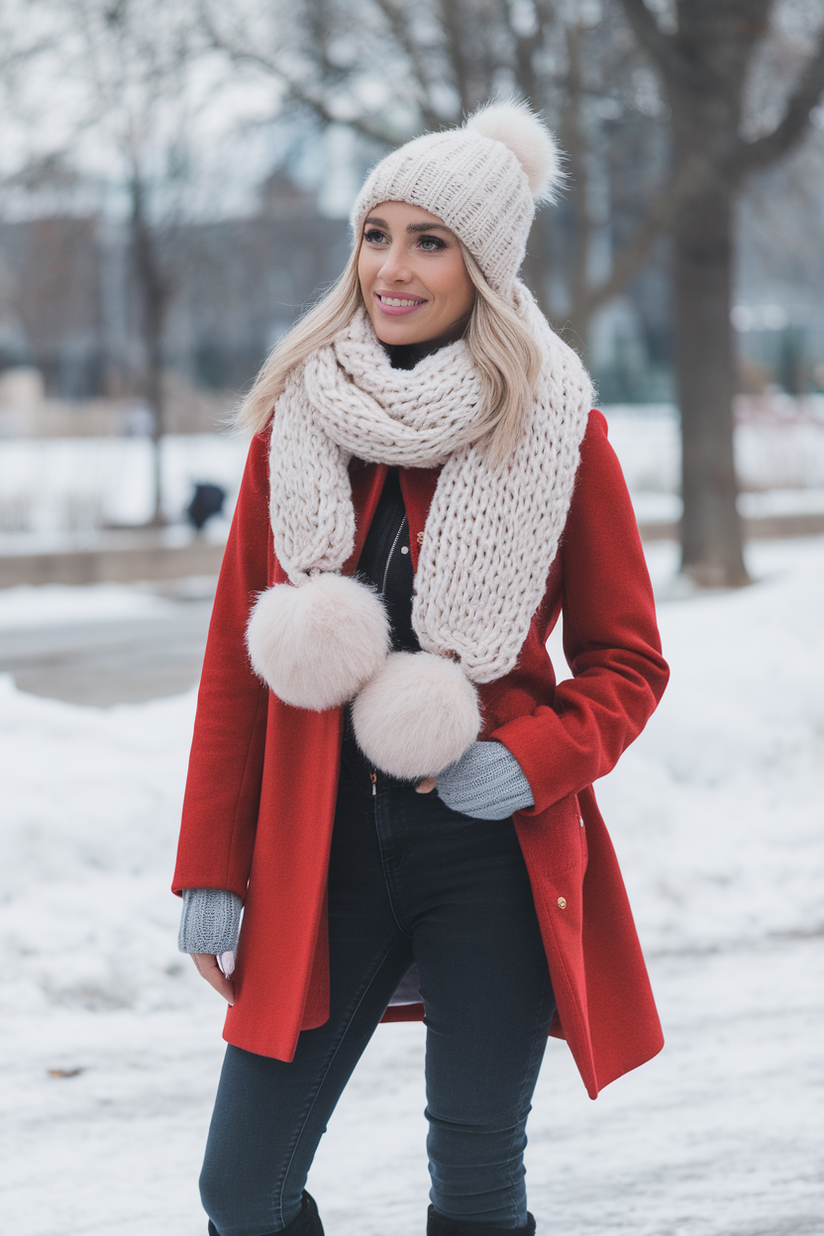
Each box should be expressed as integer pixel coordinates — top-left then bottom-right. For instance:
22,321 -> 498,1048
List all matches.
355,467 -> 420,654
342,466 -> 419,784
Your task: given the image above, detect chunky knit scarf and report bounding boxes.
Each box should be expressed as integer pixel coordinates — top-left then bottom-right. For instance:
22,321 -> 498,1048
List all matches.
246,285 -> 592,780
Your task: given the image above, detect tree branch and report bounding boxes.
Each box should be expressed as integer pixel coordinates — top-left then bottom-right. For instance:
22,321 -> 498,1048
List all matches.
581,150 -> 712,318
733,27 -> 824,175
584,52 -> 824,322
372,0 -> 444,130
618,0 -> 684,83
563,23 -> 592,330
505,0 -> 544,104
200,11 -> 399,145
0,34 -> 57,71
438,0 -> 473,113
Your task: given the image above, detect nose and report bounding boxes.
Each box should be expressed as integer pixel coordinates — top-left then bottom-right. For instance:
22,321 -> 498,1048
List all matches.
378,242 -> 412,285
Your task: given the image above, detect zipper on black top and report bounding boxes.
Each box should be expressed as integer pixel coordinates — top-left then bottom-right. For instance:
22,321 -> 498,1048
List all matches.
356,467 -> 419,654
381,514 -> 408,595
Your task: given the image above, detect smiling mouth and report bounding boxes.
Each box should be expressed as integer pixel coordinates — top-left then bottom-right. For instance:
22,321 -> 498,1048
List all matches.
376,293 -> 426,308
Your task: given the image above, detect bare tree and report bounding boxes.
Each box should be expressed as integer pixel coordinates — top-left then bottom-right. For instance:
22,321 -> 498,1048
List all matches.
5,0 -> 204,521
61,0 -> 209,524
620,0 -> 824,585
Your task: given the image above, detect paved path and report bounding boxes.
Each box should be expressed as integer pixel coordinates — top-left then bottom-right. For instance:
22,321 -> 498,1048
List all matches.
0,599 -> 213,706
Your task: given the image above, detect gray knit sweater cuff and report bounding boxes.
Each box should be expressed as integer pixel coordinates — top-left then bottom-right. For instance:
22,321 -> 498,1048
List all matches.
436,741 -> 534,820
178,888 -> 243,955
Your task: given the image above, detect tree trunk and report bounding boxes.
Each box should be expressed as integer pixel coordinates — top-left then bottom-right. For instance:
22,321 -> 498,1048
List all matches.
673,182 -> 749,586
145,314 -> 166,528
130,174 -> 169,527
618,0 -> 786,588
563,22 -> 593,348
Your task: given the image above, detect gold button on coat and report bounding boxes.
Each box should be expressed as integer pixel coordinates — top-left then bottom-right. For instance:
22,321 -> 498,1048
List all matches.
557,896 -> 567,909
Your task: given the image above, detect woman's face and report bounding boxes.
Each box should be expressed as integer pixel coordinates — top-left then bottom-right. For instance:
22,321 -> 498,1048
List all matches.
357,201 -> 475,350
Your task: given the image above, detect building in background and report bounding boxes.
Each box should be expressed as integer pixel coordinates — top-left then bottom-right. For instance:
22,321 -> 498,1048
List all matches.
0,172 -> 349,431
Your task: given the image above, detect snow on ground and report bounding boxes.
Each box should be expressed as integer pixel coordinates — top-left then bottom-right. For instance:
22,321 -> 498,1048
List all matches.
1,538 -> 823,1235
3,402 -> 824,550
601,536 -> 824,953
0,582 -> 177,629
0,433 -> 249,543
602,399 -> 824,496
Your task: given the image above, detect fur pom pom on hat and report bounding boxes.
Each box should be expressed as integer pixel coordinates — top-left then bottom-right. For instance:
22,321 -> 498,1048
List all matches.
350,99 -> 563,295
465,100 -> 562,201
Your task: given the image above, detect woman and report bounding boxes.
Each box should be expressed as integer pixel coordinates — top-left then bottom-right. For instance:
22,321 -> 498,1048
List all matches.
173,101 -> 669,1236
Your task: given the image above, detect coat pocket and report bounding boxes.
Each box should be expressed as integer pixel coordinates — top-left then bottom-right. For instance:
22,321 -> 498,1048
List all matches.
531,792 -> 588,876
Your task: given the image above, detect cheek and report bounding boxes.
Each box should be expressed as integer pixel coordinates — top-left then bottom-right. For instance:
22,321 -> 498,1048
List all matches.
437,257 -> 473,312
449,267 -> 474,319
458,277 -> 475,317
356,250 -> 369,296
357,246 -> 382,299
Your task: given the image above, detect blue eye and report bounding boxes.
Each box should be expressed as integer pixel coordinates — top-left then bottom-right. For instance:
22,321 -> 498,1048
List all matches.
364,227 -> 387,243
419,235 -> 446,251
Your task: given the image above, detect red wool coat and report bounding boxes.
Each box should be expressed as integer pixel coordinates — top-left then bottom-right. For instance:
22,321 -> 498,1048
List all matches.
173,409 -> 669,1099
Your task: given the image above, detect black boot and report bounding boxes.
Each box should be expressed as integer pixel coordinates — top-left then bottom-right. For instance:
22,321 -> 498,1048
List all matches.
209,1190 -> 324,1236
427,1206 -> 536,1236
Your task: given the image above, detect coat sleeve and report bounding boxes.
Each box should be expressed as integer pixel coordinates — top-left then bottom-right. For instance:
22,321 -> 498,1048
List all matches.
491,410 -> 669,814
171,432 -> 272,899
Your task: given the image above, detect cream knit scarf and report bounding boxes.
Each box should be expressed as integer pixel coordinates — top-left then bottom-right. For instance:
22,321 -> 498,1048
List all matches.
247,284 -> 592,779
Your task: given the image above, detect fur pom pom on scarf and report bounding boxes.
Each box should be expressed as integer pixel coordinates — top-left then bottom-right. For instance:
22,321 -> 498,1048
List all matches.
247,284 -> 592,780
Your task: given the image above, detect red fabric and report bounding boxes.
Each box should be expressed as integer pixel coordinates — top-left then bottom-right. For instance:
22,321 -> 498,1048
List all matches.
173,409 -> 669,1097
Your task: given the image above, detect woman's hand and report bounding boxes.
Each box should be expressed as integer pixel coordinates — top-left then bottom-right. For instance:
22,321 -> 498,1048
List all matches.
191,953 -> 236,1004
416,743 -> 535,819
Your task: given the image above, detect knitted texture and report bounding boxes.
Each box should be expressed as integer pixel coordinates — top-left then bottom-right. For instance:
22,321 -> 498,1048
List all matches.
267,286 -> 591,686
178,887 -> 242,955
436,741 -> 534,820
351,101 -> 562,296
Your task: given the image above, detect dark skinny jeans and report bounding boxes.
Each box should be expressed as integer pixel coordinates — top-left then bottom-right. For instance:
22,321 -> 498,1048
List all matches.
200,742 -> 555,1236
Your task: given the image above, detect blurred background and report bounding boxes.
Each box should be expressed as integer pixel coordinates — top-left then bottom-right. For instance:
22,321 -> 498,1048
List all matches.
1,4 -> 823,1235
0,0 -> 823,583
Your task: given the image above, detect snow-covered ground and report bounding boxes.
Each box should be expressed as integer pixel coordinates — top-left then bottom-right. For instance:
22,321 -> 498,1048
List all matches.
3,401 -> 824,549
1,537 -> 823,1235
0,582 -> 177,630
0,434 -> 248,549
602,401 -> 824,525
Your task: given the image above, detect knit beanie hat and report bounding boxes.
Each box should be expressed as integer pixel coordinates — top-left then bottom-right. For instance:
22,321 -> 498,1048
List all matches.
350,100 -> 562,296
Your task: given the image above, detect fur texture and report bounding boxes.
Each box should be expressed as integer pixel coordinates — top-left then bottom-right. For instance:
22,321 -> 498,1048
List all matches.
246,574 -> 390,711
467,99 -> 562,202
351,651 -> 482,780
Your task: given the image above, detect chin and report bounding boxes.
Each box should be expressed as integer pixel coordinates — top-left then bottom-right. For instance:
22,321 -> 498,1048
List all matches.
368,314 -> 425,348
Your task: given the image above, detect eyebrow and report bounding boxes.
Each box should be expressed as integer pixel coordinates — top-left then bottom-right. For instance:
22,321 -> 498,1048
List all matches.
365,216 -> 453,236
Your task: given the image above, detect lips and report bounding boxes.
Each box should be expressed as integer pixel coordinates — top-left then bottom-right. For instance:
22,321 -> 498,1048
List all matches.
374,292 -> 427,316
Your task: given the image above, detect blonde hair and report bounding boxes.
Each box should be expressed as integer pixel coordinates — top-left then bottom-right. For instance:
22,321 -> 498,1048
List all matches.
235,237 -> 542,466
